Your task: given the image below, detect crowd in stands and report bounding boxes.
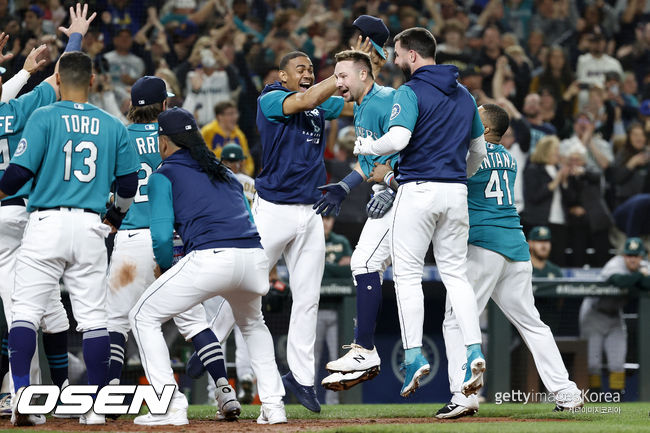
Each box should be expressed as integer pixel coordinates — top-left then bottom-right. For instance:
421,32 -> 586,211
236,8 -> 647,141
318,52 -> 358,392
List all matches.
4,0 -> 650,267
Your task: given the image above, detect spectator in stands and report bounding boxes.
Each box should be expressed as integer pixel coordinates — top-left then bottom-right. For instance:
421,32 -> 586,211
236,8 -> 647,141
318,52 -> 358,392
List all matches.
529,46 -> 574,113
621,71 -> 641,125
436,19 -> 472,71
201,100 -> 254,176
0,0 -> 17,30
164,19 -> 198,70
22,4 -> 45,44
613,122 -> 650,208
476,24 -> 502,98
538,87 -> 570,139
529,0 -> 578,46
315,215 -> 352,405
104,28 -> 145,106
522,135 -> 568,266
522,93 -> 557,151
502,0 -> 533,43
529,226 -> 563,278
576,32 -> 624,88
560,112 -> 613,176
220,142 -> 256,203
562,143 -> 613,267
580,237 -> 650,399
526,29 -> 545,70
99,0 -> 145,38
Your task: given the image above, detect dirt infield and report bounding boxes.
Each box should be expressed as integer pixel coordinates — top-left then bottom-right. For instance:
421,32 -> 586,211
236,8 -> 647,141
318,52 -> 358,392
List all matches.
0,416 -> 567,432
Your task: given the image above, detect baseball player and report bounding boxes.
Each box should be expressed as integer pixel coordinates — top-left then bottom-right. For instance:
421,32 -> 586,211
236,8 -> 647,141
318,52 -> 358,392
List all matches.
105,76 -> 174,387
0,50 -> 139,426
315,18 -> 400,390
221,142 -> 255,203
129,107 -> 286,426
580,237 -> 649,398
529,226 -> 564,278
434,104 -> 582,418
0,5 -> 96,421
354,27 -> 487,397
253,50 -> 348,412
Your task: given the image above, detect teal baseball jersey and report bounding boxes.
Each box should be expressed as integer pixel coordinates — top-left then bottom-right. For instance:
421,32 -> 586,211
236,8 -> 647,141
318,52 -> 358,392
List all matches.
121,123 -> 162,230
354,84 -> 398,177
467,142 -> 530,261
12,101 -> 140,214
0,82 -> 56,200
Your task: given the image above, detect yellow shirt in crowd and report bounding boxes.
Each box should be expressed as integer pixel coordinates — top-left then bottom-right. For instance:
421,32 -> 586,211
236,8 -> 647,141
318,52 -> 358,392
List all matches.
201,119 -> 255,176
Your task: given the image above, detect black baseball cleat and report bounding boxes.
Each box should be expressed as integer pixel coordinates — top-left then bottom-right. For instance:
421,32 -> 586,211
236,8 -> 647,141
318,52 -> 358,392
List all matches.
435,402 -> 478,419
282,372 -> 321,413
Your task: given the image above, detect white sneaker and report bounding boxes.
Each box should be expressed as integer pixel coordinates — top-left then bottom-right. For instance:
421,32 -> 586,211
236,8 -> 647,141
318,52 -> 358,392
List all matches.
326,344 -> 381,373
134,393 -> 189,426
11,388 -> 46,426
79,410 -> 105,425
256,402 -> 287,425
555,388 -> 584,411
0,393 -> 11,417
321,369 -> 380,391
215,377 -> 241,421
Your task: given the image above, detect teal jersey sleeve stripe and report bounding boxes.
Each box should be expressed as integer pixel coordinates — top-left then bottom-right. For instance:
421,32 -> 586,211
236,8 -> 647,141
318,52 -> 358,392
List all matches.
388,85 -> 418,132
243,192 -> 254,223
318,96 -> 345,120
259,90 -> 295,123
149,172 -> 175,269
470,98 -> 485,139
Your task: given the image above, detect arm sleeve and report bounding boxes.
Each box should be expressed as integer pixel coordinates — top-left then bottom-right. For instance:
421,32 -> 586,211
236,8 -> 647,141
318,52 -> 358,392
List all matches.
4,82 -> 56,131
466,134 -> 487,177
607,272 -> 643,288
0,163 -> 34,195
11,112 -> 48,173
243,192 -> 254,223
114,124 -> 140,176
1,69 -> 30,102
318,96 -> 345,120
470,102 -> 485,139
367,125 -> 413,155
259,90 -> 296,123
149,172 -> 175,269
388,85 -> 419,132
114,171 -> 138,212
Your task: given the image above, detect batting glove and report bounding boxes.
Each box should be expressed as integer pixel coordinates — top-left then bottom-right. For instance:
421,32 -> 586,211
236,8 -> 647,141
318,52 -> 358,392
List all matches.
313,171 -> 364,216
104,204 -> 127,229
353,135 -> 374,156
366,188 -> 395,219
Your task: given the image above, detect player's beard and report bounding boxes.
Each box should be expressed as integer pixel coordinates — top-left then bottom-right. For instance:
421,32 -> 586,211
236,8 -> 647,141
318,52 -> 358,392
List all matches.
400,64 -> 412,81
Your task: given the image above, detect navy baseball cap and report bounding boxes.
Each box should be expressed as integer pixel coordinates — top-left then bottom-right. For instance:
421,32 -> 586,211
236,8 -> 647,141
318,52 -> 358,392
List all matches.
353,15 -> 389,60
28,5 -> 44,18
131,76 -> 175,106
623,237 -> 646,256
529,226 -> 552,241
221,143 -> 245,161
158,107 -> 198,135
640,99 -> 650,116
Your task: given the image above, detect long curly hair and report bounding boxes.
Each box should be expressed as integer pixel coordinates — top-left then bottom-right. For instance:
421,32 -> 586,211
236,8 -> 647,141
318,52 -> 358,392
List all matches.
167,130 -> 231,183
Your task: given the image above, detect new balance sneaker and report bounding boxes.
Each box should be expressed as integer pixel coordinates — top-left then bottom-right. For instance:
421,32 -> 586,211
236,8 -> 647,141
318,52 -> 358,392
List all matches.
282,372 -> 320,413
256,402 -> 287,425
11,388 -> 46,426
400,353 -> 430,397
0,393 -> 11,417
215,377 -> 241,421
461,345 -> 486,397
79,409 -> 105,425
238,374 -> 255,404
186,351 -> 206,379
554,388 -> 584,412
435,402 -> 478,419
326,344 -> 381,374
321,369 -> 381,391
134,393 -> 189,426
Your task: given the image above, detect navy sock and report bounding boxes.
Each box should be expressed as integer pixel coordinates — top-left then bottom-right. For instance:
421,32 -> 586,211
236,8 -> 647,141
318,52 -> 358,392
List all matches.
0,334 -> 9,388
43,331 -> 68,388
107,332 -> 126,385
8,321 -> 37,392
83,328 -> 110,388
192,329 -> 227,381
354,272 -> 382,350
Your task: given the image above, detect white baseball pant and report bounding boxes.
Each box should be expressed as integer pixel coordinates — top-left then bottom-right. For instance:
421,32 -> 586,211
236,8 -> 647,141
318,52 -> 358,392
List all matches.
579,298 -> 626,374
252,195 -> 324,387
443,245 -> 580,407
391,182 -> 481,349
350,206 -> 393,278
129,248 -> 284,404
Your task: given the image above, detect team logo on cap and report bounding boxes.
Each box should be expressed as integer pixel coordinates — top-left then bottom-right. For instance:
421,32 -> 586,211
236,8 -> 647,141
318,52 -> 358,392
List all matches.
539,227 -> 549,237
14,138 -> 27,157
629,240 -> 640,251
390,104 -> 401,120
185,124 -> 192,130
138,99 -> 145,105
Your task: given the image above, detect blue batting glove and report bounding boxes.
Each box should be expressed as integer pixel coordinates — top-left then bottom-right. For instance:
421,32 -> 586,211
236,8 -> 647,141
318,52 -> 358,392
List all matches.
366,188 -> 395,219
313,182 -> 348,216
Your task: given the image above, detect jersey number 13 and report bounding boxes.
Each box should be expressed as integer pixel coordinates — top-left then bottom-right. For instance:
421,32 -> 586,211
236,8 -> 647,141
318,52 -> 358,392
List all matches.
63,140 -> 97,182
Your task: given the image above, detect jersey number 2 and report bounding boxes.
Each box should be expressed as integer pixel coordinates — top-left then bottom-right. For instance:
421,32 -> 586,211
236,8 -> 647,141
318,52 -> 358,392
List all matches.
63,140 -> 97,182
134,162 -> 153,203
484,170 -> 512,205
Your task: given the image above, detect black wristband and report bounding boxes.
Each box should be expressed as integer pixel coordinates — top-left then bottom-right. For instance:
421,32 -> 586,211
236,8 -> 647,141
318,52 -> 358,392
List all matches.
105,204 -> 127,230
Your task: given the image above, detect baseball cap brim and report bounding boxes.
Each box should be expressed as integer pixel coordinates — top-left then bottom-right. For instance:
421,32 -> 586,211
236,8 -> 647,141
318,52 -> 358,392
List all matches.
370,40 -> 386,59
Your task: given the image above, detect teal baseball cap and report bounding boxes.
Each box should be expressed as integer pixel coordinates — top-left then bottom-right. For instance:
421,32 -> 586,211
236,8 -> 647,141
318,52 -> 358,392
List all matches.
528,226 -> 552,241
353,15 -> 389,60
623,237 -> 646,256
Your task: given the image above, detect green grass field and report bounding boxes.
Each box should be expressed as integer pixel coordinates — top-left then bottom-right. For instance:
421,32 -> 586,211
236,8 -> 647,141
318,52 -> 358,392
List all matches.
0,403 -> 648,432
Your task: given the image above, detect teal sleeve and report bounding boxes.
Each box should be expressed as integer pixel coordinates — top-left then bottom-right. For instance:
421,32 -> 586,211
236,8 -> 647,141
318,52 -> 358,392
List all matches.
149,172 -> 175,269
259,90 -> 295,123
115,123 -> 140,176
318,96 -> 345,120
388,85 -> 419,132
11,110 -> 47,173
8,82 -> 56,132
341,237 -> 352,258
470,99 -> 485,139
243,192 -> 254,223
